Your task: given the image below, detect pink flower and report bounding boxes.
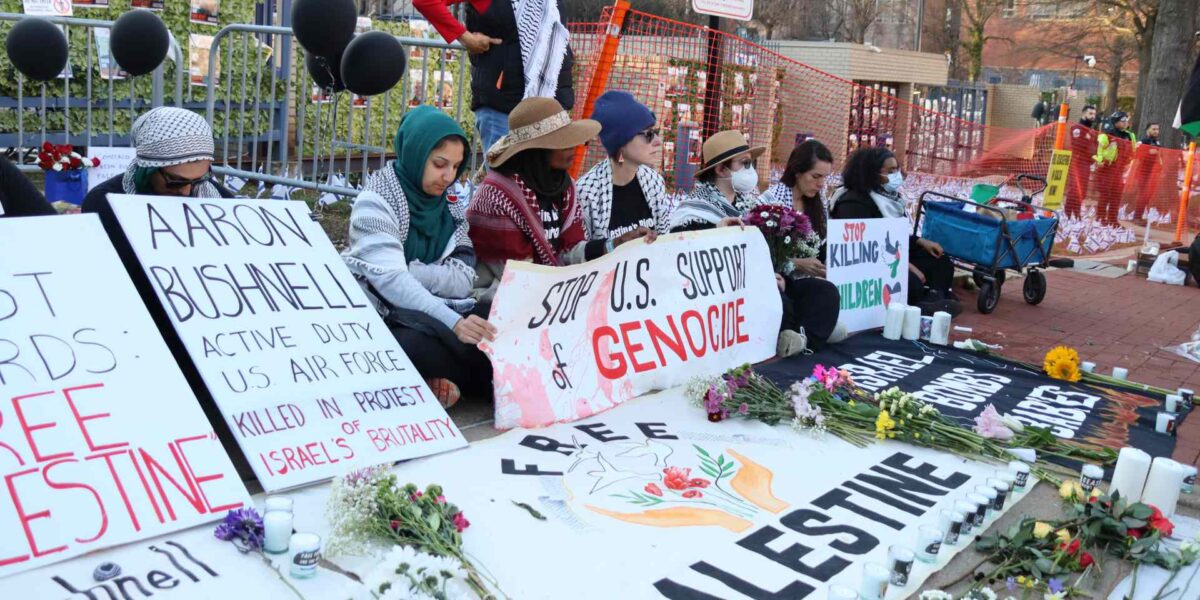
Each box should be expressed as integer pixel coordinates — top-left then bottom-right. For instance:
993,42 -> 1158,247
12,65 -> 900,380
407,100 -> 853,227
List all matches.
738,403 -> 749,415
812,365 -> 841,391
452,512 -> 470,532
436,495 -> 446,505
973,404 -> 1014,441
682,490 -> 702,499
644,483 -> 663,497
663,466 -> 692,490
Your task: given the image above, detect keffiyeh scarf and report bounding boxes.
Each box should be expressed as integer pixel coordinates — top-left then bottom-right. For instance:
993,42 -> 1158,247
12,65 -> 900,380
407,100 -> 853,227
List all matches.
120,107 -> 221,197
668,181 -> 758,230
515,0 -> 569,99
468,171 -> 583,266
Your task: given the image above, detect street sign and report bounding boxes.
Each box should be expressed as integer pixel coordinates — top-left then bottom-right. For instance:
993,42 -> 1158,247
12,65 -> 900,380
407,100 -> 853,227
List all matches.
692,0 -> 753,21
1043,149 -> 1072,210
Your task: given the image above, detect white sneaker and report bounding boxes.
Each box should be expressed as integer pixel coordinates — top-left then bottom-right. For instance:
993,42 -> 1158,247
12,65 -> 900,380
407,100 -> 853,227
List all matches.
826,321 -> 849,344
777,329 -> 808,358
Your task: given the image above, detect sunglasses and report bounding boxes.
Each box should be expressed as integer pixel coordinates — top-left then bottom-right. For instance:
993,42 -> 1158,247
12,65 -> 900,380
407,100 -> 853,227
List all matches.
637,128 -> 659,143
159,170 -> 212,189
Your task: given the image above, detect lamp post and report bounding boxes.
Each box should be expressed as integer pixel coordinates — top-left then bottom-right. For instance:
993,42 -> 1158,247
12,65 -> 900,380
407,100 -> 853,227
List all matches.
1069,54 -> 1096,97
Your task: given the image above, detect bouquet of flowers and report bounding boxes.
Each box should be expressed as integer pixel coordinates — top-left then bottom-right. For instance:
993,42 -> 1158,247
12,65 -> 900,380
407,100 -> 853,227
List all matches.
36,141 -> 100,172
362,545 -> 476,600
742,204 -> 822,272
1043,346 -> 1082,383
326,465 -> 504,599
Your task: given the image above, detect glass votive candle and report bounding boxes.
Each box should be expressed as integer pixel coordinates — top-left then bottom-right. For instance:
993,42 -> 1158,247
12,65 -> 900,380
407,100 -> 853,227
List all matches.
972,487 -> 997,517
1156,411 -> 1178,435
264,496 -> 294,513
859,562 -> 890,600
1166,394 -> 1182,414
955,499 -> 980,533
263,509 -> 293,554
915,525 -> 943,563
888,545 -> 915,587
1008,461 -> 1030,490
995,469 -> 1017,492
987,478 -> 1010,511
1181,465 -> 1197,494
1081,361 -> 1096,373
1179,388 -> 1194,411
1112,366 -> 1128,380
939,509 -> 965,545
827,584 -> 858,600
967,492 -> 991,523
1080,464 -> 1104,493
288,532 -> 322,579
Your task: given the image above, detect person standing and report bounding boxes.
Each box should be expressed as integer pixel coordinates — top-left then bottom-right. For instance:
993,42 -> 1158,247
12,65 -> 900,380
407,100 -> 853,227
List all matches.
413,0 -> 574,154
1064,105 -> 1098,219
576,90 -> 673,242
1093,111 -> 1136,226
1131,122 -> 1163,223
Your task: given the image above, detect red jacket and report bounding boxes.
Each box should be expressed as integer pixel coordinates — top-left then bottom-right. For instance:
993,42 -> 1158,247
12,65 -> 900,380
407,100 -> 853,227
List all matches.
413,0 -> 492,43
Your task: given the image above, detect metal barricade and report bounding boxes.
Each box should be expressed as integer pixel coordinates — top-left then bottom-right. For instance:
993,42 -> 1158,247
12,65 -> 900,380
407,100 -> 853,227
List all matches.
0,13 -> 184,171
203,24 -> 473,200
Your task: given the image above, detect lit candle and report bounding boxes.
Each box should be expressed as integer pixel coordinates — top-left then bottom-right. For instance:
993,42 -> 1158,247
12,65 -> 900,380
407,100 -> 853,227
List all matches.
859,562 -> 890,600
263,510 -> 293,554
288,532 -> 322,579
901,306 -> 922,340
1156,412 -> 1177,435
1112,367 -> 1128,380
987,478 -> 1009,510
1166,394 -> 1181,414
1109,447 -> 1152,502
930,311 -> 951,346
1079,464 -> 1104,493
1008,461 -> 1030,490
1081,361 -> 1096,373
1142,458 -> 1185,518
883,303 -> 907,340
938,509 -> 965,546
1181,466 -> 1197,494
827,584 -> 858,600
888,545 -> 915,586
915,525 -> 943,563
264,496 -> 294,514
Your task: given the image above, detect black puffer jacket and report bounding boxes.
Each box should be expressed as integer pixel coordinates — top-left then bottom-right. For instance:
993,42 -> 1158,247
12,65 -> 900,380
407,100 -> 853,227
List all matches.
465,0 -> 574,114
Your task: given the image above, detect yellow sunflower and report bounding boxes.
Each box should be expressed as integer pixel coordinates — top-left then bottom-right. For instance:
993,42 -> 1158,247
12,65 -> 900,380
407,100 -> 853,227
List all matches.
1043,346 -> 1080,372
1047,359 -> 1082,382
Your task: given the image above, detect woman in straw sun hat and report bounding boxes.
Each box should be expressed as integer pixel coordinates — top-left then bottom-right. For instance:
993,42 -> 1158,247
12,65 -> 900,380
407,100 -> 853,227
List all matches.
467,97 -> 656,304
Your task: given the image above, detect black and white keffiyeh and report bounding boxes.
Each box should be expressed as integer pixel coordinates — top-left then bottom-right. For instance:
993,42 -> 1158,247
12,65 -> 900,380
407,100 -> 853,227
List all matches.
120,107 -> 221,197
515,0 -> 569,99
576,159 -> 673,240
668,181 -> 760,230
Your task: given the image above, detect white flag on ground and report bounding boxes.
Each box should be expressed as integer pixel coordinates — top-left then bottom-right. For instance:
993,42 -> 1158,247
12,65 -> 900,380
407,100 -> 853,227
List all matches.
319,173 -> 347,206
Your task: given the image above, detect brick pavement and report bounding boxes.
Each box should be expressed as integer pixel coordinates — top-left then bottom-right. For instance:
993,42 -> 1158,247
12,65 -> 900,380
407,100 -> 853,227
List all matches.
953,269 -> 1200,467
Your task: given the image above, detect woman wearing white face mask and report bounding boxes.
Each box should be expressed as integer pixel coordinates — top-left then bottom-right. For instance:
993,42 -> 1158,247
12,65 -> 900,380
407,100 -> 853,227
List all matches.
668,130 -> 762,232
830,147 -> 961,317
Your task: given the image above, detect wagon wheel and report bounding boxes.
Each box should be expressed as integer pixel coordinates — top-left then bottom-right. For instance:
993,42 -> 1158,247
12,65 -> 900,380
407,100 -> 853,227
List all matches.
977,281 -> 1001,314
972,270 -> 1006,288
1023,271 -> 1047,305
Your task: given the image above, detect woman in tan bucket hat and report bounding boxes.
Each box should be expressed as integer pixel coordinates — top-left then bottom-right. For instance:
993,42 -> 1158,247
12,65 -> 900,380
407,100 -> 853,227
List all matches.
668,129 -> 765,232
467,97 -> 656,303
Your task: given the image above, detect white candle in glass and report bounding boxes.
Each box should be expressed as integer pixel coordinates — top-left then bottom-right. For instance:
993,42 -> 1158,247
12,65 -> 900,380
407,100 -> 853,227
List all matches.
915,525 -> 943,563
1007,461 -> 1030,490
1079,464 -> 1104,493
987,478 -> 1009,510
1156,412 -> 1177,434
263,510 -> 293,554
1081,361 -> 1096,373
995,470 -> 1017,492
827,584 -> 858,600
264,496 -> 294,514
1166,394 -> 1181,414
1181,466 -> 1197,494
901,306 -> 922,340
972,487 -> 996,518
955,499 -> 980,533
859,562 -> 890,600
939,509 -> 965,545
887,545 -> 915,587
1112,366 -> 1128,380
1109,447 -> 1152,502
967,493 -> 991,522
288,532 -> 322,579
1141,458 -> 1185,518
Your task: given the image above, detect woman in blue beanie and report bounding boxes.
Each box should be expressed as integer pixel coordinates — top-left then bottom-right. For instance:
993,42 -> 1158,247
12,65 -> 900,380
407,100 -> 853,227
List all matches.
576,90 -> 671,242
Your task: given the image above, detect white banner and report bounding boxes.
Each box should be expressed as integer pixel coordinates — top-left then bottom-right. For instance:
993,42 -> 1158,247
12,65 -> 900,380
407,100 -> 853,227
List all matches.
692,0 -> 753,21
0,215 -> 248,579
483,228 -> 781,430
320,389 -> 1023,599
826,218 -> 910,333
107,195 -> 465,491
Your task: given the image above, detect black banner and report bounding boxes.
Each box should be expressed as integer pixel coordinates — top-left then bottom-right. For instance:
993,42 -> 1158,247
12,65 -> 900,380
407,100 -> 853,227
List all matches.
757,334 -> 1183,467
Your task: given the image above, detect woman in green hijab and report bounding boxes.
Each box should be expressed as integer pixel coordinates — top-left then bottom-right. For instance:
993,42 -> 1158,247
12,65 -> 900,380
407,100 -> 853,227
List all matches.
343,106 -> 496,408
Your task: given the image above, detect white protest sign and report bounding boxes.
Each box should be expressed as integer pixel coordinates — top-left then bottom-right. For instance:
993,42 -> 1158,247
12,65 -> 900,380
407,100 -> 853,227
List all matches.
483,228 -> 781,430
692,0 -> 753,21
324,388 -> 1021,599
23,0 -> 72,16
0,215 -> 248,579
826,218 -> 910,333
86,147 -> 137,191
106,195 -> 465,491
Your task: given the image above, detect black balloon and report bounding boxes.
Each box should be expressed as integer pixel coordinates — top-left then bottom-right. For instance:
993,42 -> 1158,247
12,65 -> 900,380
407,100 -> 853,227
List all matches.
306,52 -> 345,92
110,10 -> 169,76
6,18 -> 68,82
340,32 -> 407,97
291,0 -> 356,59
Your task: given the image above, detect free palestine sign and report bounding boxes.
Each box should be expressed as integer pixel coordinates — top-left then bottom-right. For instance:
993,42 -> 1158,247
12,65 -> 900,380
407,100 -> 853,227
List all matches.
107,195 -> 465,491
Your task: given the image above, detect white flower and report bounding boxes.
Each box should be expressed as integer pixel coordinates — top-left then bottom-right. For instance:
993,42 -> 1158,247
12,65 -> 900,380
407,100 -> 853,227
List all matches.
759,211 -> 769,218
1043,592 -> 1067,600
919,591 -> 953,600
1001,414 -> 1025,433
766,220 -> 776,227
783,236 -> 792,244
975,588 -> 998,600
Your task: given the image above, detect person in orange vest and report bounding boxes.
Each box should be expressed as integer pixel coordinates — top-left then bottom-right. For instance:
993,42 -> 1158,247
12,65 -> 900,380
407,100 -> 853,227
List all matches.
1064,105 -> 1098,219
1131,122 -> 1163,223
1093,111 -> 1136,227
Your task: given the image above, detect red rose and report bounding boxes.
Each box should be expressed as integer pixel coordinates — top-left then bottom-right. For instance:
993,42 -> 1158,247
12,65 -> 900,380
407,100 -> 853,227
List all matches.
42,141 -> 53,152
1080,552 -> 1094,568
1068,539 -> 1080,556
688,478 -> 710,489
91,157 -> 101,167
682,490 -> 702,499
1150,516 -> 1174,537
707,411 -> 724,422
452,512 -> 470,532
389,519 -> 400,530
644,483 -> 663,497
1128,528 -> 1143,540
662,467 -> 692,491
70,157 -> 82,169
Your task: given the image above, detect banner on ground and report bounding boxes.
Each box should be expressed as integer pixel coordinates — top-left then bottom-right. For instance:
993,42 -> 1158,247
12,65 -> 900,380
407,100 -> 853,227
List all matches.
107,195 -> 465,491
320,389 -> 1016,599
483,228 -> 781,430
826,218 -> 910,333
758,334 -> 1182,466
0,216 -> 248,579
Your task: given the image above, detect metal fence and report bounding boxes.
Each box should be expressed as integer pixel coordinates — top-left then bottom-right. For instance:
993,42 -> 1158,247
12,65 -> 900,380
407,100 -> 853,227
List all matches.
0,12 -> 185,171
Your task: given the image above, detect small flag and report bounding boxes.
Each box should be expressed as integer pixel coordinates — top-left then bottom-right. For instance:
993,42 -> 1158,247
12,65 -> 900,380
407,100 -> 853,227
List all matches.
1175,52 -> 1200,138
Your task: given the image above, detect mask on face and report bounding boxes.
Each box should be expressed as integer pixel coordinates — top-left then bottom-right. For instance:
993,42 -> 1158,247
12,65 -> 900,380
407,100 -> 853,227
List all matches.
731,166 -> 759,194
882,171 -> 904,194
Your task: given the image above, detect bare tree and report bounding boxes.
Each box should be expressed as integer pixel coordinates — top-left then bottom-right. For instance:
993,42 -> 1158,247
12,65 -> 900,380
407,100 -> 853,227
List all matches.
1026,10 -> 1140,112
958,0 -> 1008,82
840,0 -> 883,44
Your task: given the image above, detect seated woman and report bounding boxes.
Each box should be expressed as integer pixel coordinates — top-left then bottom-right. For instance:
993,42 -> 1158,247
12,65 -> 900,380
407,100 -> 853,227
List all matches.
576,90 -> 673,241
829,147 -> 962,316
0,154 -> 56,217
343,106 -> 495,408
670,131 -> 840,356
468,97 -> 653,303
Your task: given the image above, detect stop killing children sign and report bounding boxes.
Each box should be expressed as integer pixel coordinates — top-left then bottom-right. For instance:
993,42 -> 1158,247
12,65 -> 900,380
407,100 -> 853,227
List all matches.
106,195 -> 465,491
825,218 -> 910,333
0,215 -> 249,578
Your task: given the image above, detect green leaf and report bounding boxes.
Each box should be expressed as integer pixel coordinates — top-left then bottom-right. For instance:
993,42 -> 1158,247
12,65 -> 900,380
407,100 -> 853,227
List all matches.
694,445 -> 712,458
717,455 -> 726,467
426,512 -> 441,532
1121,517 -> 1146,529
1129,504 -> 1154,519
699,464 -> 719,478
1034,558 -> 1054,574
